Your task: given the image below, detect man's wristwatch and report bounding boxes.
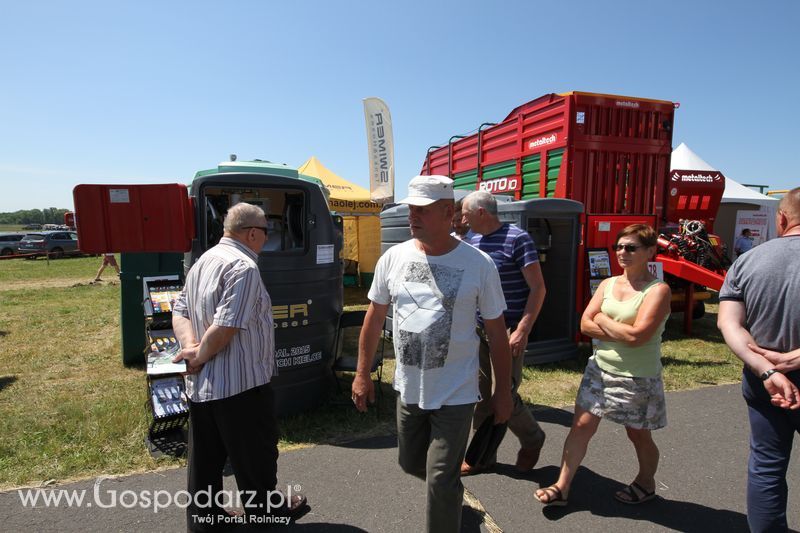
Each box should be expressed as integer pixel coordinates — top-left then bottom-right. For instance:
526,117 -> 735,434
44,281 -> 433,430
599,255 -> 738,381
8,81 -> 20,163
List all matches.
760,368 -> 779,381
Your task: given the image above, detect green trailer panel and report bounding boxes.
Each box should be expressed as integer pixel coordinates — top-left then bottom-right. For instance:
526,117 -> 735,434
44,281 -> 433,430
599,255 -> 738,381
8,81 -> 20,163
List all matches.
521,154 -> 542,199
546,149 -> 564,198
482,160 -> 516,181
453,169 -> 478,190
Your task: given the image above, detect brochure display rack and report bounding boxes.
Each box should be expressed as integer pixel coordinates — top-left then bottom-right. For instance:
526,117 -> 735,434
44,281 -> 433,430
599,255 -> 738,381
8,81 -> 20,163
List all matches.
586,248 -> 612,353
586,249 -> 612,295
142,276 -> 188,457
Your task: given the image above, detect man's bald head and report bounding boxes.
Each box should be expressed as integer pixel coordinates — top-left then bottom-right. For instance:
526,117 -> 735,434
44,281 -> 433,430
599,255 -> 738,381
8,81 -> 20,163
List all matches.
778,187 -> 800,223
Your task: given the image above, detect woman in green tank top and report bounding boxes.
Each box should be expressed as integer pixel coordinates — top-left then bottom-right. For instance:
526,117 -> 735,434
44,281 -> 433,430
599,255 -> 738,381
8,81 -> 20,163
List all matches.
535,224 -> 672,507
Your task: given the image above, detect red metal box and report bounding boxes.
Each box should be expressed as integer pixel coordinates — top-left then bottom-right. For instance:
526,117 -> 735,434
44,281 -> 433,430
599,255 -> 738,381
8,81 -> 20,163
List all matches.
73,184 -> 195,253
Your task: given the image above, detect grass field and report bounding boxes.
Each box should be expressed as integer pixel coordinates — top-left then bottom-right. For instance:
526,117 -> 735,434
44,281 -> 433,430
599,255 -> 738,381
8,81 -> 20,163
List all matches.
0,224 -> 25,232
0,257 -> 741,490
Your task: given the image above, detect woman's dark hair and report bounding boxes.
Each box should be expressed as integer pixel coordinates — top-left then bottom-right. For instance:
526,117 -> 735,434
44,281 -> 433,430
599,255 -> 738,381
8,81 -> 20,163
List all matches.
615,224 -> 657,248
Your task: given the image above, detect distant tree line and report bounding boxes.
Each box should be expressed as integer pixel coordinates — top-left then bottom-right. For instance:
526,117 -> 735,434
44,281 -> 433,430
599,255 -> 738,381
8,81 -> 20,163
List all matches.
0,208 -> 70,225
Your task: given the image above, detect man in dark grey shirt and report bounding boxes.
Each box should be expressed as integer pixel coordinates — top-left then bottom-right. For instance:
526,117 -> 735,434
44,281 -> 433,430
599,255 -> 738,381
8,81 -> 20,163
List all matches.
718,187 -> 800,533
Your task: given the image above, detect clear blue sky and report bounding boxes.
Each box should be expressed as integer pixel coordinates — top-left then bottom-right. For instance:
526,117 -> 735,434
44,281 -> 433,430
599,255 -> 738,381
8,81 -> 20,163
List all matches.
1,0 -> 797,212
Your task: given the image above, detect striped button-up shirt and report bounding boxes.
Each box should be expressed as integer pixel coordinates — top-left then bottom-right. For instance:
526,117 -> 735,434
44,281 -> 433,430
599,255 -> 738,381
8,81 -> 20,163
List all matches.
173,237 -> 275,402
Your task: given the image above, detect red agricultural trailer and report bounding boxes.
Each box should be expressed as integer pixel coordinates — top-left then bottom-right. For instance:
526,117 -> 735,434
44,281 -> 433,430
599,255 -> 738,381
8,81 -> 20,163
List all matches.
421,91 -> 729,333
64,211 -> 76,230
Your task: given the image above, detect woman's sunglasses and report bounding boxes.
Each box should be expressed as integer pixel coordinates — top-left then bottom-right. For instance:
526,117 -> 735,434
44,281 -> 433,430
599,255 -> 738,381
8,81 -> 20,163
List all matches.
613,244 -> 641,252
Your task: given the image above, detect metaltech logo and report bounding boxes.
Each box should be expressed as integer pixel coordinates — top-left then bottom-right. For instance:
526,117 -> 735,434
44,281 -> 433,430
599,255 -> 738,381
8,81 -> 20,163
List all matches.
528,134 -> 557,150
671,172 -> 721,183
615,100 -> 640,108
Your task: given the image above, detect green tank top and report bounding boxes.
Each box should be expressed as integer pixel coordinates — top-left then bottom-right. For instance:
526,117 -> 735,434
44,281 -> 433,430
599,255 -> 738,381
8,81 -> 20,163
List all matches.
594,277 -> 668,378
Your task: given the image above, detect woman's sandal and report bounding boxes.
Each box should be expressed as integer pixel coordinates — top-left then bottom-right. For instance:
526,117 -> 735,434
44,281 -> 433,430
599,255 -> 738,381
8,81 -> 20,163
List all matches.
534,485 -> 568,507
614,481 -> 656,505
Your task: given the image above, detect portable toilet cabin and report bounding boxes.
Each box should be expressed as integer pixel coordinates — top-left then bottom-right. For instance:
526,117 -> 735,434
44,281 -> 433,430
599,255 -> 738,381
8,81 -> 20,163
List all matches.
496,198 -> 583,363
73,160 -> 343,416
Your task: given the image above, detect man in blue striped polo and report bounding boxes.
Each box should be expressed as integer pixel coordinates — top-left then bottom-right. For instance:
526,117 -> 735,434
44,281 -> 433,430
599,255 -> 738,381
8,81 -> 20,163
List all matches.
460,190 -> 548,475
172,202 -> 306,531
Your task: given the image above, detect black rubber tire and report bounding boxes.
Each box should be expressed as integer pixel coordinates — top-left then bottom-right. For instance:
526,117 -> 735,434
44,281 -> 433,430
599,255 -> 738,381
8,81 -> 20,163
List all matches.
50,247 -> 64,259
692,301 -> 706,320
1,248 -> 13,256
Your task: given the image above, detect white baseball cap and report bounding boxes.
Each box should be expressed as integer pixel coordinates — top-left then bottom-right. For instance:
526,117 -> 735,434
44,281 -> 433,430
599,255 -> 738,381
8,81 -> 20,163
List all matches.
398,175 -> 454,206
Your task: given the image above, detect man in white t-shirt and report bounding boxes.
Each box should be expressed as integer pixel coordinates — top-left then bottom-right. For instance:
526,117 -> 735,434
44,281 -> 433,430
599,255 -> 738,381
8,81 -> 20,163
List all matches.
352,175 -> 512,533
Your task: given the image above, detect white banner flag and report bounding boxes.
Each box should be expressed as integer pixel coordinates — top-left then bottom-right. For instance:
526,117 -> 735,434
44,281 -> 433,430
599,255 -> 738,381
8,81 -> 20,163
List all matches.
363,97 -> 394,203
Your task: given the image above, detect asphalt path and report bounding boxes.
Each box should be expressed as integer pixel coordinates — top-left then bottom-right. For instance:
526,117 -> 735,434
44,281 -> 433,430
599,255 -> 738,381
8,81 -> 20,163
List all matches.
2,383 -> 799,532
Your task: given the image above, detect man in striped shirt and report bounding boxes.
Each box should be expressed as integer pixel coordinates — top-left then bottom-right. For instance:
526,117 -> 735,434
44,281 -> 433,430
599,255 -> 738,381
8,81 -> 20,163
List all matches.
172,202 -> 306,530
460,191 -> 548,475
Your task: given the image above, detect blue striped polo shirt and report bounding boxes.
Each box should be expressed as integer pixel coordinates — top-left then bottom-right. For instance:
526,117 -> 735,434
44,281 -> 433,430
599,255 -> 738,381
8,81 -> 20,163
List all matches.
466,223 -> 539,329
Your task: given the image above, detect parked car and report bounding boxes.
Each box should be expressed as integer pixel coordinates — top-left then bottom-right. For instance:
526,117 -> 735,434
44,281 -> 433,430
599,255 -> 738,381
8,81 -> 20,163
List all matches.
0,232 -> 25,256
17,231 -> 81,258
21,223 -> 42,230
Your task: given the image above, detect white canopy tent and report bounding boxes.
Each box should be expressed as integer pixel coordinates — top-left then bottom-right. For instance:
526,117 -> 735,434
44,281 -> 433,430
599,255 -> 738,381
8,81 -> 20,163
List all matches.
671,143 -> 779,259
670,142 -> 716,172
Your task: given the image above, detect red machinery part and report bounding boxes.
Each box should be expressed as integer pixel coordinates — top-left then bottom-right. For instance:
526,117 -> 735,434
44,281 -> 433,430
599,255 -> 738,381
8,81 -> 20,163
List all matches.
655,254 -> 725,291
656,235 -> 679,256
666,170 -> 725,232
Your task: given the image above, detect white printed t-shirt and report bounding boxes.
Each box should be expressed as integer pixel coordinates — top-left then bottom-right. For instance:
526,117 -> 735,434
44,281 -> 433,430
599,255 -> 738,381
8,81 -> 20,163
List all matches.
368,239 -> 506,409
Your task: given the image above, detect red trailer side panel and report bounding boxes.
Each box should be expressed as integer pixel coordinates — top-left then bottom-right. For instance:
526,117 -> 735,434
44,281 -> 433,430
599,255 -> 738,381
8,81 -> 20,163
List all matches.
567,93 -> 674,221
73,184 -> 194,253
422,91 -> 675,224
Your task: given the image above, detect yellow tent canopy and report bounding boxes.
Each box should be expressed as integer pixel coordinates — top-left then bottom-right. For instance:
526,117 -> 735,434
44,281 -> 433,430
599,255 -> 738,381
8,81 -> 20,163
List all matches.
297,156 -> 382,281
298,156 -> 382,215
